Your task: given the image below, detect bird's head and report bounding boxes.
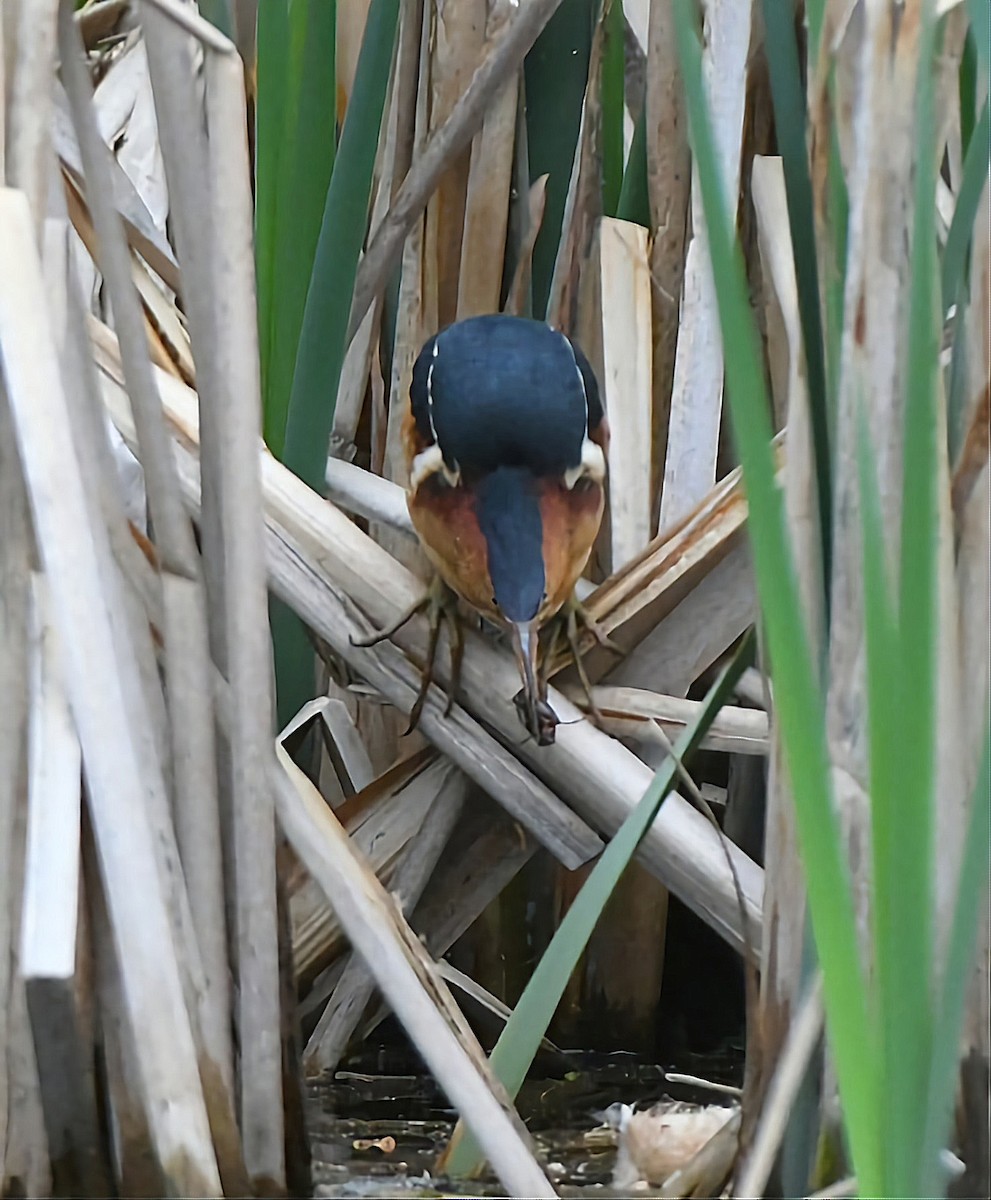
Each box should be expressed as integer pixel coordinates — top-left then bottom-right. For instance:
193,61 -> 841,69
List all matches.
403,315 -> 608,742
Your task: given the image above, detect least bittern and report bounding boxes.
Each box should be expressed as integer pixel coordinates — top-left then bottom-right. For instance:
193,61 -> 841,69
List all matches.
359,314 -> 608,744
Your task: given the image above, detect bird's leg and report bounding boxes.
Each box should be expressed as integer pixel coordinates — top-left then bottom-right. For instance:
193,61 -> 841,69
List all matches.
444,611 -> 465,718
350,577 -> 463,733
560,602 -> 600,724
406,580 -> 464,731
538,594 -> 621,725
536,617 -> 564,697
405,595 -> 445,734
563,592 -> 622,656
350,587 -> 432,648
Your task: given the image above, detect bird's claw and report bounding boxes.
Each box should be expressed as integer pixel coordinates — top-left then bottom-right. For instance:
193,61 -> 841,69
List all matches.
512,688 -> 559,746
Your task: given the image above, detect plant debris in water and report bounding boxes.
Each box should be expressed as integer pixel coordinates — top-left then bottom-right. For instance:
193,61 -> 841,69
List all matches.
307,1047 -> 743,1196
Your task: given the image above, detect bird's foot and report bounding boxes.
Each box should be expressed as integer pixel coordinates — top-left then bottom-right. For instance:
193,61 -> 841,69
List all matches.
350,577 -> 464,733
512,688 -> 560,746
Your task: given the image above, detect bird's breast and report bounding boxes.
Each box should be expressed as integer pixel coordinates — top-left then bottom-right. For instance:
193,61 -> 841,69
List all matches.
407,471 -> 604,629
407,477 -> 500,621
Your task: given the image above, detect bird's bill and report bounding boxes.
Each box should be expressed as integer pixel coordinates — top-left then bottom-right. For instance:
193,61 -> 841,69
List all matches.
510,620 -> 541,733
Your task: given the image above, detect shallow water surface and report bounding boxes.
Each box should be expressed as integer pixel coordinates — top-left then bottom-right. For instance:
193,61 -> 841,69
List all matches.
306,1045 -> 743,1197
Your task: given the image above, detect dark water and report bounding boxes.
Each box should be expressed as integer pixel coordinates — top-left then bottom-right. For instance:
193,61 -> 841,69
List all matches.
306,1044 -> 744,1197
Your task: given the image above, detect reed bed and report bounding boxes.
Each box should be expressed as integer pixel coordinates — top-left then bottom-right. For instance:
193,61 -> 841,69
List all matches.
0,1 -> 987,1197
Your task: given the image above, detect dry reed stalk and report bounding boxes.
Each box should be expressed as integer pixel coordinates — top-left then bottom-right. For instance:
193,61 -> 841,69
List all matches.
550,441 -> 783,685
290,756 -> 456,985
603,539 -> 755,697
141,12 -> 285,1184
140,5 -> 226,660
349,0 -> 564,340
271,748 -> 556,1198
51,115 -> 247,1191
383,0 -> 432,492
43,210 -> 174,775
578,688 -> 769,755
332,0 -> 418,453
158,568 -> 234,1060
0,379 -> 35,1193
456,0 -> 519,320
645,0 -> 691,517
734,976 -> 825,1197
303,765 -> 467,1076
20,576 -> 108,1197
824,0 -> 908,971
0,12 -> 6,179
85,826 -> 165,1197
0,186 -> 221,1195
57,8 -> 235,1104
749,155 -> 822,1123
546,4 -> 606,332
426,0 -> 487,327
203,48 -> 285,1188
504,173 -> 549,317
53,93 -> 181,293
325,457 -> 416,534
303,697 -> 377,800
59,169 -> 188,370
658,0 -> 752,534
600,217 -> 654,570
4,0 -> 58,240
298,801 -> 536,1039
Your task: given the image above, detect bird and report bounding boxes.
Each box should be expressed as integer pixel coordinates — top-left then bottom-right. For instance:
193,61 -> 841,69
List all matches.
356,313 -> 609,745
